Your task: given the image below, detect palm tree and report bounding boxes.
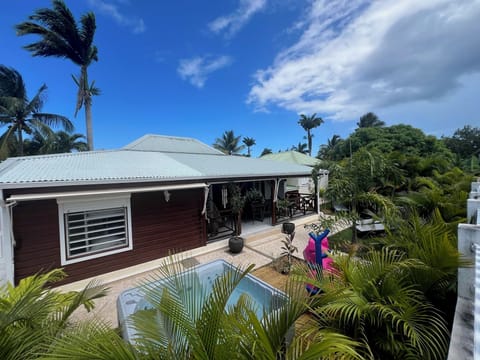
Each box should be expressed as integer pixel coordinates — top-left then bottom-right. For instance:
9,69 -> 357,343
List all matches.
325,148 -> 399,242
304,248 -> 450,359
213,130 -> 245,155
260,148 -> 272,156
242,136 -> 256,157
379,209 -> 469,321
318,134 -> 341,159
0,269 -> 107,360
16,0 -> 99,150
0,65 -> 73,158
298,113 -> 324,156
291,142 -> 308,154
24,130 -> 88,155
49,130 -> 88,153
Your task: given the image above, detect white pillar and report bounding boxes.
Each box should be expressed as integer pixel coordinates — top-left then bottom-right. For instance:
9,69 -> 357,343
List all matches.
317,177 -> 320,214
0,196 -> 14,286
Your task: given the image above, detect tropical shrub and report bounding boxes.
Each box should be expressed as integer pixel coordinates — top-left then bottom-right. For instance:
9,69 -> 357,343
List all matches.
0,269 -> 107,359
379,210 -> 470,326
304,248 -> 450,359
323,148 -> 399,242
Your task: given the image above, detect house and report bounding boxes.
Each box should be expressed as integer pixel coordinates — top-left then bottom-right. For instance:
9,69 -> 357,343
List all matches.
260,151 -> 328,193
0,135 -> 314,286
260,151 -> 328,211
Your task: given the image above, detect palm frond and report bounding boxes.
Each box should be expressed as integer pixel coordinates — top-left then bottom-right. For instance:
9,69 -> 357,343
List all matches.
302,247 -> 450,359
0,269 -> 110,360
0,65 -> 27,99
17,0 -> 86,65
25,83 -> 47,114
31,112 -> 74,132
0,125 -> 18,159
288,330 -> 363,360
0,327 -> 40,360
79,12 -> 98,62
54,278 -> 108,328
41,321 -> 138,360
131,256 -> 255,359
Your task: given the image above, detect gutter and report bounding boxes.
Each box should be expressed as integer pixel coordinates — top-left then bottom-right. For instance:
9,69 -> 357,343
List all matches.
0,172 -> 313,190
6,183 -> 208,202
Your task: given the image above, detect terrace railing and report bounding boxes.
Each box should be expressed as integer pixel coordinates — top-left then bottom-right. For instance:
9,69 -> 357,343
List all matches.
276,192 -> 316,222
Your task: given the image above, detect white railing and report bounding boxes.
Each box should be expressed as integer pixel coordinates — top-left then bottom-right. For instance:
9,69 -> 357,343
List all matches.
449,180 -> 480,360
475,245 -> 480,358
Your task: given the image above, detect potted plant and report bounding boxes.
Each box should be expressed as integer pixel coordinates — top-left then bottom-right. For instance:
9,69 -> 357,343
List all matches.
246,188 -> 265,221
279,226 -> 297,274
281,222 -> 295,235
277,198 -> 290,218
229,235 -> 244,253
227,183 -> 245,236
245,188 -> 265,204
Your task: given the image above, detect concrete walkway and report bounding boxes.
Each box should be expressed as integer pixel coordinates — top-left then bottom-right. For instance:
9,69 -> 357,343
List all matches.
68,213 -> 344,327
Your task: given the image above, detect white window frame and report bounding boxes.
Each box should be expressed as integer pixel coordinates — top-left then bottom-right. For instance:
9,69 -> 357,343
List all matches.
57,195 -> 133,265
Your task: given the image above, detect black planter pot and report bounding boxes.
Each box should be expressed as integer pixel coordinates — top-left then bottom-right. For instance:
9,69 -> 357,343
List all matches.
229,236 -> 244,253
281,222 -> 295,235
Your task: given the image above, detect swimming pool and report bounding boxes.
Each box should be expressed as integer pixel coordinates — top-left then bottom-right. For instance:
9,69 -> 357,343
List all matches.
117,259 -> 288,343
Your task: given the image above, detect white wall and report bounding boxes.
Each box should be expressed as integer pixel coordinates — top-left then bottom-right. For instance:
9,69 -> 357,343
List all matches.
286,177 -> 313,194
458,224 -> 480,300
318,172 -> 329,190
0,205 -> 5,285
285,172 -> 329,195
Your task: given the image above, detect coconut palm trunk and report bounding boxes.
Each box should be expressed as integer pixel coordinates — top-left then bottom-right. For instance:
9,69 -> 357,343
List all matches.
84,89 -> 94,150
307,128 -> 312,156
16,126 -> 23,156
75,65 -> 96,150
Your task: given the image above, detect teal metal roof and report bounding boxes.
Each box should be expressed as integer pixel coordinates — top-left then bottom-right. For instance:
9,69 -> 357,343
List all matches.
0,150 -> 202,185
0,136 -> 312,188
260,151 -> 320,167
168,153 -> 311,177
124,134 -> 223,155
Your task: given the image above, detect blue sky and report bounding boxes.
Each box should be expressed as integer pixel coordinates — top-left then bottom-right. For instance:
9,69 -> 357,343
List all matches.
1,0 -> 480,157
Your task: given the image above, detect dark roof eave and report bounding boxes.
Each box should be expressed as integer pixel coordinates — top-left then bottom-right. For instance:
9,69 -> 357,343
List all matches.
0,172 -> 313,190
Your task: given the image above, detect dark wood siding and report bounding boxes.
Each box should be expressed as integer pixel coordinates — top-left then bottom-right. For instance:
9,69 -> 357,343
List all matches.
13,188 -> 207,284
13,200 -> 61,281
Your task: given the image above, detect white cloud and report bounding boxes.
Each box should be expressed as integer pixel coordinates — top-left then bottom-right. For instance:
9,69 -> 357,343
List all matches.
208,0 -> 267,38
88,0 -> 146,34
178,55 -> 233,88
247,0 -> 480,121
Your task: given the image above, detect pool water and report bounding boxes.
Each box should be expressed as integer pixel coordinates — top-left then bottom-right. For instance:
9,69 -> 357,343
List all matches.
117,259 -> 288,343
